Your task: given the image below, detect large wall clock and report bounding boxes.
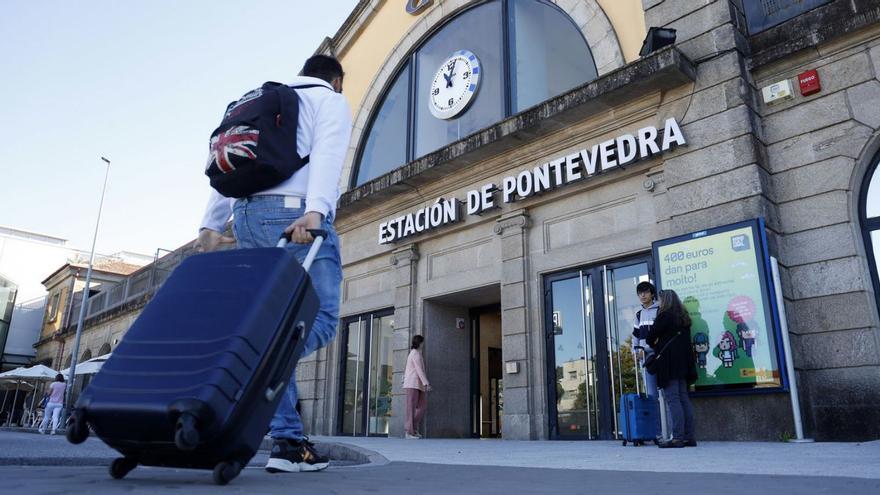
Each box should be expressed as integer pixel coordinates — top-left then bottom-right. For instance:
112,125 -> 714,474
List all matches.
429,50 -> 481,120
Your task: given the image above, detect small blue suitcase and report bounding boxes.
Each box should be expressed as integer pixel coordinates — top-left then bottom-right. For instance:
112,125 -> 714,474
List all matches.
619,393 -> 658,446
619,358 -> 658,446
66,232 -> 325,484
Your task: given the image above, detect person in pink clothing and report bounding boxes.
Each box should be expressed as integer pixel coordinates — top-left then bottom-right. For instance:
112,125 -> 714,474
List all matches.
403,335 -> 431,439
39,374 -> 66,434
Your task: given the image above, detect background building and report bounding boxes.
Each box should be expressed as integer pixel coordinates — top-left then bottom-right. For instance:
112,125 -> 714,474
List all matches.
0,225 -> 150,372
32,241 -> 194,373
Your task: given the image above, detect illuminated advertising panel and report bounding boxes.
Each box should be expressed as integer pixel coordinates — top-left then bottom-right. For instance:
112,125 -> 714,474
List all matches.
653,219 -> 787,393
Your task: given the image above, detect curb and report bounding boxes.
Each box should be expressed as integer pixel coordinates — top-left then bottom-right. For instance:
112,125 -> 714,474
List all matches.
317,441 -> 390,467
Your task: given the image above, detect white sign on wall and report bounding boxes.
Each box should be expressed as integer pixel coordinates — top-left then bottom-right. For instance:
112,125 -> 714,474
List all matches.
378,118 -> 686,245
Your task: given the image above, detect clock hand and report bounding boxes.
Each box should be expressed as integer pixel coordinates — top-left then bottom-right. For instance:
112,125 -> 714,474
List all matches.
446,58 -> 458,88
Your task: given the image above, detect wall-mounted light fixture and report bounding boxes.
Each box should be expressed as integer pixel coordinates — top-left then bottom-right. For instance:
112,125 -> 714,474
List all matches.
639,27 -> 677,57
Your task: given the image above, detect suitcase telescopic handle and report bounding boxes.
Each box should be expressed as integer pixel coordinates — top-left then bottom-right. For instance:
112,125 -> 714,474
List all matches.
276,229 -> 327,273
633,345 -> 643,394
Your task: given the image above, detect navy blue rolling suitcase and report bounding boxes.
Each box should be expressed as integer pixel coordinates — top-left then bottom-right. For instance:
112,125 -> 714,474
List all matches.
619,359 -> 658,446
66,232 -> 325,485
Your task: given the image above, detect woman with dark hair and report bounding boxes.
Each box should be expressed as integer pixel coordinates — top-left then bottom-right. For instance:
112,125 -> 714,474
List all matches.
647,289 -> 698,448
38,373 -> 66,435
402,334 -> 431,439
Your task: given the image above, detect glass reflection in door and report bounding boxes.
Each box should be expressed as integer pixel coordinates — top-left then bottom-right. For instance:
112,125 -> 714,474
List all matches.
367,315 -> 394,435
550,273 -> 600,439
605,263 -> 651,437
340,319 -> 366,435
339,310 -> 395,436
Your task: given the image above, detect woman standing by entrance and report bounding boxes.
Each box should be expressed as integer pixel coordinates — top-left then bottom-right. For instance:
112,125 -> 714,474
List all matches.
403,335 -> 431,439
647,290 -> 698,448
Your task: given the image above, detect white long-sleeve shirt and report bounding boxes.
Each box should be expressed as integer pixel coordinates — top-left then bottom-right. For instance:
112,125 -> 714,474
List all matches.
200,76 -> 353,232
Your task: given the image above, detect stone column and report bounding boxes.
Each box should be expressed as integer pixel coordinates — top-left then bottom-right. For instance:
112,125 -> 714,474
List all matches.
389,244 -> 419,437
494,210 -> 533,440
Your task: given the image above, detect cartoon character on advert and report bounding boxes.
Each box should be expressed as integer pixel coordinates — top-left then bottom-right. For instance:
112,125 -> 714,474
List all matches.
736,321 -> 758,358
693,332 -> 710,369
716,331 -> 738,368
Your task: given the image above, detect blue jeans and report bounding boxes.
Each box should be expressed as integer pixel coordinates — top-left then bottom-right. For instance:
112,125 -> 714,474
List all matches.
232,195 -> 342,441
661,378 -> 695,441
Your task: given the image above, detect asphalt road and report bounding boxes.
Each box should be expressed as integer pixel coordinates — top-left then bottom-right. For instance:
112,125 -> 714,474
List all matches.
3,462 -> 877,495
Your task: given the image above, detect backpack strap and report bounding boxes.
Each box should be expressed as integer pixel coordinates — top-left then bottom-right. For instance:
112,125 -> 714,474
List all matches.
282,84 -> 332,166
288,83 -> 332,91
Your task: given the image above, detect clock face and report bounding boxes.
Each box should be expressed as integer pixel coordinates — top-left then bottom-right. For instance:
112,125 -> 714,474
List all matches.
429,50 -> 481,120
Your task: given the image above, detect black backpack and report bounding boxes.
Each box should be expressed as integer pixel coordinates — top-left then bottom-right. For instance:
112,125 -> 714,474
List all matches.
205,82 -> 327,198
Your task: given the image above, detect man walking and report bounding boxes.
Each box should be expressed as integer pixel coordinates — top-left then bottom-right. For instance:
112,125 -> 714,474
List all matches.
197,55 -> 352,473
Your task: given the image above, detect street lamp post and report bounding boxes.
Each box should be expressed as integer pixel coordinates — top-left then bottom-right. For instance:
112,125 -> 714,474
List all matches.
63,157 -> 111,421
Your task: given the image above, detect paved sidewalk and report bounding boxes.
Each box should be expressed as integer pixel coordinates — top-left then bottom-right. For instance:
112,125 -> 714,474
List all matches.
4,429 -> 879,481
311,435 -> 880,479
0,430 -> 367,467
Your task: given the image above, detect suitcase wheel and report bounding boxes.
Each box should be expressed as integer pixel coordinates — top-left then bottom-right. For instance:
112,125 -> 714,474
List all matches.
622,440 -> 627,447
65,410 -> 89,445
109,457 -> 137,480
174,413 -> 200,451
213,461 -> 242,485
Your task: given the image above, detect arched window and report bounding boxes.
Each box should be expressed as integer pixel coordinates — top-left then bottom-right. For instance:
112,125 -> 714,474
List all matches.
861,158 -> 880,304
81,349 -> 92,362
352,0 -> 598,187
355,65 -> 411,186
97,343 -> 111,356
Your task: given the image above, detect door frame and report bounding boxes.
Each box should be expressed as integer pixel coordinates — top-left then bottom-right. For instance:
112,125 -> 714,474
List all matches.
544,253 -> 654,440
469,304 -> 502,438
336,308 -> 395,437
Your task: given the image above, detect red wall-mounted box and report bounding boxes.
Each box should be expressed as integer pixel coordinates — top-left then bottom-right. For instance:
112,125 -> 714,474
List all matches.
798,69 -> 821,96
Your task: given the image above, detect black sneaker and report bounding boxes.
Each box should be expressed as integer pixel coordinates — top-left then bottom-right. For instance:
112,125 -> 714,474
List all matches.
265,437 -> 330,473
658,439 -> 686,449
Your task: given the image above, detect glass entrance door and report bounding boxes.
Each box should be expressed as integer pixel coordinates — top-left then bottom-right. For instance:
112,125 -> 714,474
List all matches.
548,273 -> 601,439
367,315 -> 394,435
546,258 -> 652,439
339,310 -> 394,436
340,318 -> 366,436
604,263 -> 652,437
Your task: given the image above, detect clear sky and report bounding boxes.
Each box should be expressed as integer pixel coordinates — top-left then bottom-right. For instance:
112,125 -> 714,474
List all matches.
0,0 -> 357,257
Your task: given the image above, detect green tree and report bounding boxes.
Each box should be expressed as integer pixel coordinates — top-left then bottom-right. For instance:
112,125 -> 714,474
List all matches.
619,338 -> 637,394
574,381 -> 587,409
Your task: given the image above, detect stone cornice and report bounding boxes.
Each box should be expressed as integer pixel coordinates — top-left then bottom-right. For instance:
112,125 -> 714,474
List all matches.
749,0 -> 880,69
328,0 -> 384,60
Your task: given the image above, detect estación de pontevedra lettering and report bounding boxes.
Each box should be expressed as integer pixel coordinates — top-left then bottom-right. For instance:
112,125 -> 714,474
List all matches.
378,118 -> 686,244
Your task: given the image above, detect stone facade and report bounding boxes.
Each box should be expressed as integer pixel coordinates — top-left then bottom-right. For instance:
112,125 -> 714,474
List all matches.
746,0 -> 880,441
311,0 -> 880,442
